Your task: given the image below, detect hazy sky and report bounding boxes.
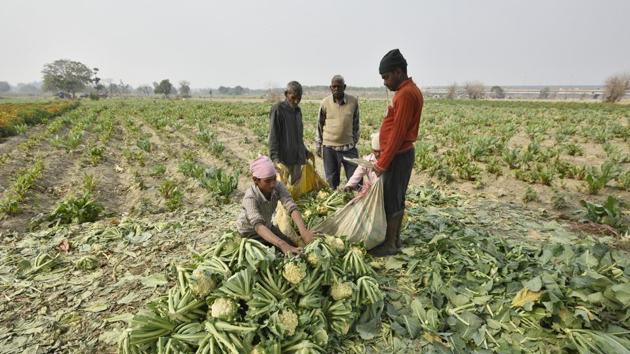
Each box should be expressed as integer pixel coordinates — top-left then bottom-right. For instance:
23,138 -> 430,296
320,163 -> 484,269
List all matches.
2,0 -> 629,88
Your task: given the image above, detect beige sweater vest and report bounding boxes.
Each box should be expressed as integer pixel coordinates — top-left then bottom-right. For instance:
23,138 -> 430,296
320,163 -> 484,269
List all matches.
321,94 -> 358,147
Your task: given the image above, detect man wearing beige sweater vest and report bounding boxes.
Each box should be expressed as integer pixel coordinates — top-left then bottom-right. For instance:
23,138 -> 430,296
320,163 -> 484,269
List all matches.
315,75 -> 360,189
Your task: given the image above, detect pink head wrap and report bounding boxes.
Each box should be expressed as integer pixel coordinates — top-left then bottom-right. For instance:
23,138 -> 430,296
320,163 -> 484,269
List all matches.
250,155 -> 277,179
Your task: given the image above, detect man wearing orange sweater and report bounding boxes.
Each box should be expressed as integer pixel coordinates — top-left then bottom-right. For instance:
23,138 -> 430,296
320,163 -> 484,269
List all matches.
369,49 -> 424,257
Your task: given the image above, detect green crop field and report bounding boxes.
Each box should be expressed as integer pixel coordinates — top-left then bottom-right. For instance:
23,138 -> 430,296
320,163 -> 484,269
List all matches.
0,98 -> 629,353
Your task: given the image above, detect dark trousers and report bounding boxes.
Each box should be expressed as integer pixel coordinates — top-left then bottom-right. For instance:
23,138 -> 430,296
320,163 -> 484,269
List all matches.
382,148 -> 415,217
322,146 -> 359,189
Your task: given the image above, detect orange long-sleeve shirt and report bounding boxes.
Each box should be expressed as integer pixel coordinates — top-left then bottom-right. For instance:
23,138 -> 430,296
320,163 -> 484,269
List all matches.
375,78 -> 423,171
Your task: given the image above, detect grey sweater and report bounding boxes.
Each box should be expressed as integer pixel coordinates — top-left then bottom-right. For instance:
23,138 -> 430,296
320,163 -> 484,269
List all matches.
268,100 -> 307,165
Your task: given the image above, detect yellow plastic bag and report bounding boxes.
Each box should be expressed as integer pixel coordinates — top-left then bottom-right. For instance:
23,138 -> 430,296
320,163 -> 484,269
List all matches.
275,163 -> 291,185
287,158 -> 327,200
313,178 -> 386,250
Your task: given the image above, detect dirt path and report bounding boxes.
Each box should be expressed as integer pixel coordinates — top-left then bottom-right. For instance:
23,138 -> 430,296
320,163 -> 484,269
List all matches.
0,123 -> 96,232
0,121 -> 68,192
79,122 -> 138,218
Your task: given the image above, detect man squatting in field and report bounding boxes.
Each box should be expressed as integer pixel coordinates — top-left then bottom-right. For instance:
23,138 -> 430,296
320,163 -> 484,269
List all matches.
315,75 -> 361,189
369,49 -> 424,257
268,81 -> 314,185
236,155 -> 315,255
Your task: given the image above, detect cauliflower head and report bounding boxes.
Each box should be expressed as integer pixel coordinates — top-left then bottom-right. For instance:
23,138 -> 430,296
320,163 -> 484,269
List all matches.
189,266 -> 217,298
278,310 -> 299,336
210,297 -> 238,320
317,191 -> 330,200
350,246 -> 365,255
331,281 -> 353,300
324,236 -> 345,253
306,252 -> 320,267
283,262 -> 306,285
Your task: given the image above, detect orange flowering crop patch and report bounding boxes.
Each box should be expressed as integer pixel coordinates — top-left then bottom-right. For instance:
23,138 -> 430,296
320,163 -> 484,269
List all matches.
0,101 -> 78,137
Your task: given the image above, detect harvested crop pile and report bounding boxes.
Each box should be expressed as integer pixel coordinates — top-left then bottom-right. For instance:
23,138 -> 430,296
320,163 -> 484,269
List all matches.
297,189 -> 352,229
118,233 -> 383,353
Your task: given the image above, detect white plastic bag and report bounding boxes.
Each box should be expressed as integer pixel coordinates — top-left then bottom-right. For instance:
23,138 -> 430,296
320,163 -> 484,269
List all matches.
314,178 -> 386,250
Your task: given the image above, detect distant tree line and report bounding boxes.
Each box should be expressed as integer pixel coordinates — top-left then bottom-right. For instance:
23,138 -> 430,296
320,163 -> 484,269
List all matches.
0,81 -> 42,95
2,58 -> 628,103
217,86 -> 249,96
26,59 -> 209,99
442,77 -> 629,102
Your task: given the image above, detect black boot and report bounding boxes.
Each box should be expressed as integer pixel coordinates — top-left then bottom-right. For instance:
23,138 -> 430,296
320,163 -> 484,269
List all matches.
368,211 -> 404,257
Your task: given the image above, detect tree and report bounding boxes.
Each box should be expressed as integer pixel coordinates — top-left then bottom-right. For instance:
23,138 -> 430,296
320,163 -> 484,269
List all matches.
538,87 -> 551,99
490,86 -> 505,99
602,74 -> 630,103
446,83 -> 457,99
218,86 -> 229,95
91,68 -> 105,94
42,59 -> 93,98
232,85 -> 245,95
118,80 -> 132,96
0,81 -> 10,93
108,82 -> 120,96
136,85 -> 153,96
464,81 -> 485,99
179,81 -> 191,98
154,79 -> 174,97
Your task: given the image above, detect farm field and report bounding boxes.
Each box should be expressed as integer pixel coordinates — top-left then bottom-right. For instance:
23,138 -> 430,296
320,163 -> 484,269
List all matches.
1,98 -> 629,353
2,98 -> 629,226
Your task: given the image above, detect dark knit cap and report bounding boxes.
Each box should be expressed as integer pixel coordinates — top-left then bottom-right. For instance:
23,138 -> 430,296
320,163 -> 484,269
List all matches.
379,49 -> 407,74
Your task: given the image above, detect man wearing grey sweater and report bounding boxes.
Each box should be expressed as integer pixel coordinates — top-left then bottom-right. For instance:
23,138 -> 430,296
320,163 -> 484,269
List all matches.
268,81 -> 313,184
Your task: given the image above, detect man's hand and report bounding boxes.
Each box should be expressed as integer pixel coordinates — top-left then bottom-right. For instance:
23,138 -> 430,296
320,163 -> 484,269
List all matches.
275,162 -> 288,177
343,185 -> 355,193
300,229 -> 315,245
280,243 -> 302,256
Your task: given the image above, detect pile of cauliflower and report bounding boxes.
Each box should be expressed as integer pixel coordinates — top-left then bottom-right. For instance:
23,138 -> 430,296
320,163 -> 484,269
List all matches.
119,232 -> 384,354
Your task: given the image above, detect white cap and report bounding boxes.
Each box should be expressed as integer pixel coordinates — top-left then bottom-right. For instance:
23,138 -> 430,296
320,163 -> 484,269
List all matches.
370,132 -> 380,150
